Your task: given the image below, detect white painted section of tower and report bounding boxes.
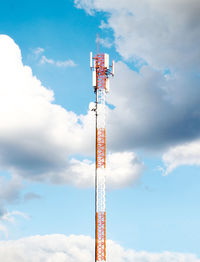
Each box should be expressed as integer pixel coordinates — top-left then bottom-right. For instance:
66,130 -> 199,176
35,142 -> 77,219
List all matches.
96,168 -> 106,212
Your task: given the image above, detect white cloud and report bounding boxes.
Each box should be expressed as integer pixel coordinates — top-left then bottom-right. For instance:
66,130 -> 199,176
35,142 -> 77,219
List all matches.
0,35 -> 92,180
55,59 -> 76,67
75,0 -> 200,70
40,55 -> 54,65
0,209 -> 29,237
40,55 -> 76,67
162,140 -> 200,175
74,0 -> 95,15
99,37 -> 113,48
16,151 -> 144,189
63,152 -> 144,189
3,33 -> 200,184
106,152 -> 143,189
33,47 -> 44,56
0,234 -> 199,262
2,210 -> 29,223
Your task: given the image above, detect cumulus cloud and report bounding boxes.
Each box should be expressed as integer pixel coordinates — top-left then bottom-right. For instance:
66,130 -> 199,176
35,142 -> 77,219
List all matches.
40,55 -> 76,67
75,0 -> 200,70
162,139 -> 200,175
99,37 -> 113,48
0,35 -> 92,180
106,62 -> 200,151
2,33 -> 200,183
0,234 -> 199,262
0,35 -> 143,188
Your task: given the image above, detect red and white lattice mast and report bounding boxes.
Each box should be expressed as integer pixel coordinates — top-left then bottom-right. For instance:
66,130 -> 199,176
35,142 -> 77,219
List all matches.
90,35 -> 114,262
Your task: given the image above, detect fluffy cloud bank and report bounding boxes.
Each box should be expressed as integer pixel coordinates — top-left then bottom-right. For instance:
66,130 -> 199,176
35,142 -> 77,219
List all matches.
0,35 -> 92,177
0,234 -> 199,262
106,62 -> 200,151
0,35 -> 143,189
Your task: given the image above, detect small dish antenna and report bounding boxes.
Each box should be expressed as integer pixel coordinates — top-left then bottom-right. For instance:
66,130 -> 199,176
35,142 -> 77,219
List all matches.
89,102 -> 96,111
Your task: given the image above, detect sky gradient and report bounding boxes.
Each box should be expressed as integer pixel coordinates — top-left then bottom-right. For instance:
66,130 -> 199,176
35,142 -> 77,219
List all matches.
0,0 -> 200,261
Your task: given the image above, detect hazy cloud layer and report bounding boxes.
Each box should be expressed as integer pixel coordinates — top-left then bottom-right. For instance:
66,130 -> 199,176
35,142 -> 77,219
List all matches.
0,209 -> 28,237
0,176 -> 22,204
40,55 -> 76,68
32,46 -> 77,68
0,234 -> 199,262
1,210 -> 28,223
23,192 -> 41,201
0,175 -> 23,228
0,35 -> 143,188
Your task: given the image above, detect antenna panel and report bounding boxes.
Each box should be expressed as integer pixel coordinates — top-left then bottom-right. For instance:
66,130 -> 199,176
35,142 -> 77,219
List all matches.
104,54 -> 109,69
93,70 -> 96,87
112,60 -> 115,75
106,78 -> 110,93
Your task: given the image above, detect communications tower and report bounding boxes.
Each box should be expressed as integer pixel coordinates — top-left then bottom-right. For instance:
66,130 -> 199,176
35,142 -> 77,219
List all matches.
90,36 -> 114,262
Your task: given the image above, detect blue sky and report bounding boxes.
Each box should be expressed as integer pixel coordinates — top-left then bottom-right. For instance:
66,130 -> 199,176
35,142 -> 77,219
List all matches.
0,0 -> 200,261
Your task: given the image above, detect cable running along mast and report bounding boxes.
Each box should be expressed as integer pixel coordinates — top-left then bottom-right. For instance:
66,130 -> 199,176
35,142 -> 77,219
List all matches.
90,35 -> 114,262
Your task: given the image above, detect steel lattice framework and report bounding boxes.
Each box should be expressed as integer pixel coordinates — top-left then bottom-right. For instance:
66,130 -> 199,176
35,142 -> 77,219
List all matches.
90,37 -> 114,262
